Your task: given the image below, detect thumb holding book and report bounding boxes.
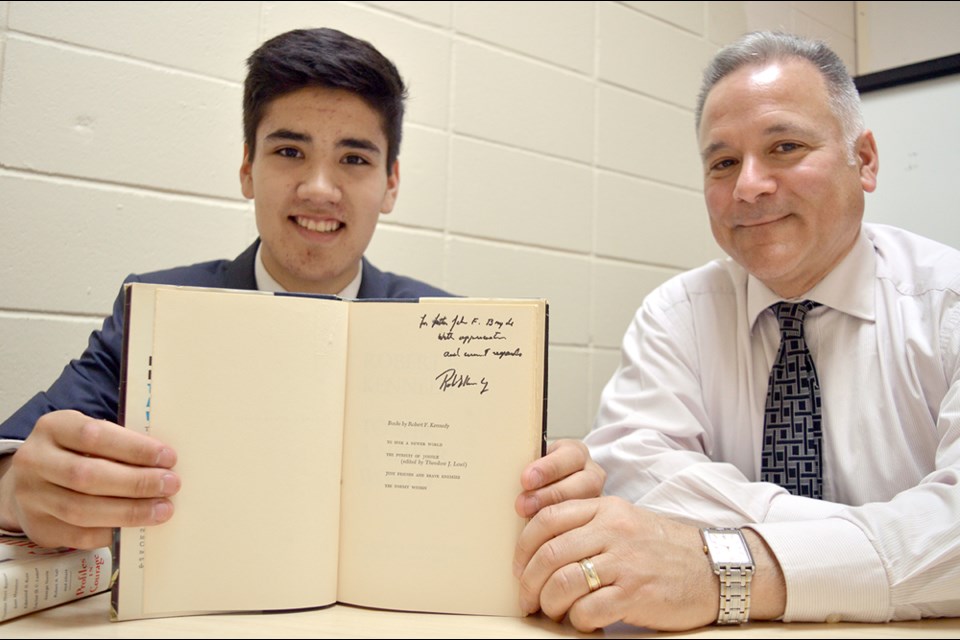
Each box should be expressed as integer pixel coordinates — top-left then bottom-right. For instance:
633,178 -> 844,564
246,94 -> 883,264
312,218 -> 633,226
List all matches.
514,439 -> 605,519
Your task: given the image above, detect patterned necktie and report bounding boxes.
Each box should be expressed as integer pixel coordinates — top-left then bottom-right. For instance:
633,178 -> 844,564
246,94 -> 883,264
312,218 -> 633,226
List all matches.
761,301 -> 823,499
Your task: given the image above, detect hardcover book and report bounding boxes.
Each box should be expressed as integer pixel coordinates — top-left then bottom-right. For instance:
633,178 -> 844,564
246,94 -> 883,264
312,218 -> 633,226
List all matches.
1,535 -> 110,622
111,284 -> 547,621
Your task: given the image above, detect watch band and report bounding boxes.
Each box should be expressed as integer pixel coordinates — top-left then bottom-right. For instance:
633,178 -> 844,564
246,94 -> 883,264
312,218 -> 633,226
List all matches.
715,563 -> 753,624
700,527 -> 755,625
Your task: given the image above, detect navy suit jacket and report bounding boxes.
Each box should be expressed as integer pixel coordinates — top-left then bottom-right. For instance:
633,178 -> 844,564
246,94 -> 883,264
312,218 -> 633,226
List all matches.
0,241 -> 450,439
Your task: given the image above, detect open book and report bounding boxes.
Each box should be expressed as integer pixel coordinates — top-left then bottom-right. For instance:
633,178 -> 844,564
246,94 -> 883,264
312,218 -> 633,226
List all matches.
111,284 -> 547,621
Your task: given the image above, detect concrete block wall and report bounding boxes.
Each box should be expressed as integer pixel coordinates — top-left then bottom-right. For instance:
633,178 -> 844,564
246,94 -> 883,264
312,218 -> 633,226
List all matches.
0,1 -> 855,439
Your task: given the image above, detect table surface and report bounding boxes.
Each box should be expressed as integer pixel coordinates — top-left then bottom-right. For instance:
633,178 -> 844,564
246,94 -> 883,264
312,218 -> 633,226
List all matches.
6,593 -> 960,638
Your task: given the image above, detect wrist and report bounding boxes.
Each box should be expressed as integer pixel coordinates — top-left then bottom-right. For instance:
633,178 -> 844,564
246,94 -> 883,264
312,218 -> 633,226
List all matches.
740,528 -> 786,621
700,527 -> 754,624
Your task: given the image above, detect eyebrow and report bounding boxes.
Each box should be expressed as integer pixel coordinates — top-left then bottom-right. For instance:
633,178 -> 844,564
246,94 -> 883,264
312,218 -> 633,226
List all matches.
263,129 -> 382,155
264,128 -> 311,144
700,123 -> 819,160
701,140 -> 729,161
763,122 -> 818,139
339,137 -> 382,155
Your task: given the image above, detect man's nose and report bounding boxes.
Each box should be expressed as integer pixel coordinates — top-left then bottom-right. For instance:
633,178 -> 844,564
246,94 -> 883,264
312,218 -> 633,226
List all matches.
732,156 -> 776,203
297,163 -> 341,205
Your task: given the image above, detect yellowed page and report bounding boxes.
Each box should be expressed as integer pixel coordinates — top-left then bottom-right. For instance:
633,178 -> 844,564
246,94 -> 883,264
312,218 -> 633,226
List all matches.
337,299 -> 546,616
136,287 -> 348,616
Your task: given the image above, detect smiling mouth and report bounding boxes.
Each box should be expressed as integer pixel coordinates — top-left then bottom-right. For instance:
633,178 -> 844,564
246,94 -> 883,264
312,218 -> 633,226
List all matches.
738,213 -> 790,229
294,216 -> 343,233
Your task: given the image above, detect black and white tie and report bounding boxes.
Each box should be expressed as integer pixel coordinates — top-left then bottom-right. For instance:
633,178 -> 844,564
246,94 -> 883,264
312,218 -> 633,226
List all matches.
761,301 -> 823,499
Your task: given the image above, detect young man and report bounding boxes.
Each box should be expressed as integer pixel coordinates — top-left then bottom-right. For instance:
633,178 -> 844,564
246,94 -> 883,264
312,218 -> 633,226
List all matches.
514,31 -> 960,631
0,28 -> 447,549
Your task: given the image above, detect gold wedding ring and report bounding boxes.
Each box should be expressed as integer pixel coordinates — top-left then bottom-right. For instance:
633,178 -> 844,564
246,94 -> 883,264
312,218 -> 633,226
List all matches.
578,557 -> 601,592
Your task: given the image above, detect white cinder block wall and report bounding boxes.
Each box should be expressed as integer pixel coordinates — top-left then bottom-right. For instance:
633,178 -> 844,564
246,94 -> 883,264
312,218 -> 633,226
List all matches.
0,1 -> 856,439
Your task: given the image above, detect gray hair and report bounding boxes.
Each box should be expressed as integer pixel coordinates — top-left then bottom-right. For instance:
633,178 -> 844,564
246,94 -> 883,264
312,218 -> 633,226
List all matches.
695,32 -> 864,158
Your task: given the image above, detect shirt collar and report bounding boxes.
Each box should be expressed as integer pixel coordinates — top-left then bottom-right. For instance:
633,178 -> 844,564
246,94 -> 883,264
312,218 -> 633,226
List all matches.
254,243 -> 363,299
747,228 -> 876,330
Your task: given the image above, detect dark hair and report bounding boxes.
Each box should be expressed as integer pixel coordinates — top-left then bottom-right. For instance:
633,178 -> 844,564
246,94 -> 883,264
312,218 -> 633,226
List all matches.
695,31 -> 863,155
243,28 -> 407,171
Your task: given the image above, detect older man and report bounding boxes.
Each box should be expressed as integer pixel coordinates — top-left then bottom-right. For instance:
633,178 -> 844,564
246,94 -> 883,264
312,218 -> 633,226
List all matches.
515,31 -> 960,631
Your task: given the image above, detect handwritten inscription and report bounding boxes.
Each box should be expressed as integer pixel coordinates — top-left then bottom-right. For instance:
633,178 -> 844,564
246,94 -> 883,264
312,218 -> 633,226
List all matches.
442,346 -> 523,359
435,368 -> 489,395
417,310 -> 528,397
419,313 -> 520,347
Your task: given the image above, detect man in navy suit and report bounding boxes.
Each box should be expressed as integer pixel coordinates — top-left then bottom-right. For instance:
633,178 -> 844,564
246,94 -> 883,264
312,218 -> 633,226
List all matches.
0,28 -> 447,549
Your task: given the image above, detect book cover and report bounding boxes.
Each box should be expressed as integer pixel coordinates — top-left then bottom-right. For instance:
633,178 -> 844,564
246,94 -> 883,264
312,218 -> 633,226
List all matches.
1,535 -> 110,622
112,284 -> 547,621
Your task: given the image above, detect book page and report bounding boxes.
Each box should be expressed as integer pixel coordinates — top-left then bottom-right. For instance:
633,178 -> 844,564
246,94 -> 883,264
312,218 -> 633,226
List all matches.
337,299 -> 546,615
131,287 -> 349,616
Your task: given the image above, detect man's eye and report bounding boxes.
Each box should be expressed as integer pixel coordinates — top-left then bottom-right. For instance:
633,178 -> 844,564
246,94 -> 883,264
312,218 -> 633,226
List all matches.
710,158 -> 737,172
277,147 -> 302,159
342,155 -> 369,165
775,142 -> 801,153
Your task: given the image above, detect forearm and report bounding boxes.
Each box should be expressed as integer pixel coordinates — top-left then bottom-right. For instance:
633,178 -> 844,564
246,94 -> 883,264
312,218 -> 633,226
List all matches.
594,431 -> 957,622
760,477 -> 960,622
748,518 -> 890,622
590,423 -> 846,527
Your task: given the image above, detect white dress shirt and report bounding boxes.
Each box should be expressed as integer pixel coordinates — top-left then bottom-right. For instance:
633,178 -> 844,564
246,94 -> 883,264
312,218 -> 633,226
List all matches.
586,223 -> 960,622
254,244 -> 362,299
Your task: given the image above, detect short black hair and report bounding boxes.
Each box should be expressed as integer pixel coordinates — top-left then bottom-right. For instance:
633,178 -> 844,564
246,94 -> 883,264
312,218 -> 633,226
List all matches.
243,28 -> 407,171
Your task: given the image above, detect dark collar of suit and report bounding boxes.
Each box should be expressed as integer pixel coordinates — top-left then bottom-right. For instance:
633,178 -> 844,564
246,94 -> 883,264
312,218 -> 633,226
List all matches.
223,240 -> 259,290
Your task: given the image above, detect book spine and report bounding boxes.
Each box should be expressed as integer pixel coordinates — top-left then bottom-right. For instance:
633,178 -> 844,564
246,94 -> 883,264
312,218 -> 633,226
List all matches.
0,546 -> 111,622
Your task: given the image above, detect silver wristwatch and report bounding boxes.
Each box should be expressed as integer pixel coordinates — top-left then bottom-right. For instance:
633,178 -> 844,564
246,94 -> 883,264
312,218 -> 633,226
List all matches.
700,527 -> 755,624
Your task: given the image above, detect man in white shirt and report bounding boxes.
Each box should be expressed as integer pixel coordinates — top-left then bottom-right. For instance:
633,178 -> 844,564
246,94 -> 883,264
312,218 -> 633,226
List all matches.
513,31 -> 960,631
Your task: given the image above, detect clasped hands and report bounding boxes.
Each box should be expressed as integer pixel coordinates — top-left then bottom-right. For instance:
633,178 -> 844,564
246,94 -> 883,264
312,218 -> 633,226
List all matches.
513,439 -> 719,632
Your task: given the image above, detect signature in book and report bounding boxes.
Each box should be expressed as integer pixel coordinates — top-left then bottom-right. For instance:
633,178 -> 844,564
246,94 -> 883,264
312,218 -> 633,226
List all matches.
435,368 -> 489,395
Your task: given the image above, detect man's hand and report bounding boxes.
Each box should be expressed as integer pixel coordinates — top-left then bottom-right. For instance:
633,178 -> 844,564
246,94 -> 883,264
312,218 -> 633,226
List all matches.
514,496 -> 786,632
515,439 -> 605,518
0,410 -> 180,549
514,496 -> 719,632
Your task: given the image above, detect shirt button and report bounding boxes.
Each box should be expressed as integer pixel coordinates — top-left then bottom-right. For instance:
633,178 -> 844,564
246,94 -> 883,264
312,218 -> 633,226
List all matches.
825,613 -> 841,624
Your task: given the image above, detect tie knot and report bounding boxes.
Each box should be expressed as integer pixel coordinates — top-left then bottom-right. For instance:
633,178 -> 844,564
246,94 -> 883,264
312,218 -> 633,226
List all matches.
772,300 -> 819,337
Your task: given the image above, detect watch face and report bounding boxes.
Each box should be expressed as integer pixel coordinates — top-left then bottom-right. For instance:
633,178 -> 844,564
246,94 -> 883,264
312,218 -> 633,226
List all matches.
704,529 -> 752,564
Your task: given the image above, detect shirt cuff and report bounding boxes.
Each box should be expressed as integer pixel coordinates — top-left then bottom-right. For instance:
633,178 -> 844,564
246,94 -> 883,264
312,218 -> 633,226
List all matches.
0,439 -> 23,456
0,439 -> 26,536
747,518 -> 891,623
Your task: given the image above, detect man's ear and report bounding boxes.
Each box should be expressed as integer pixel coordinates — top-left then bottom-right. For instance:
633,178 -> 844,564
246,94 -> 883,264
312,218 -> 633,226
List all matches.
380,159 -> 400,214
239,143 -> 254,200
856,130 -> 879,194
